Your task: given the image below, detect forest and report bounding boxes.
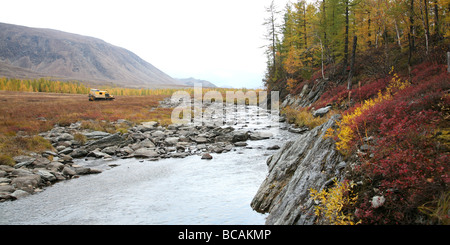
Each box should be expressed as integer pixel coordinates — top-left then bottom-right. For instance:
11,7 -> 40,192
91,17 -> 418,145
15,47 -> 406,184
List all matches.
263,0 -> 449,95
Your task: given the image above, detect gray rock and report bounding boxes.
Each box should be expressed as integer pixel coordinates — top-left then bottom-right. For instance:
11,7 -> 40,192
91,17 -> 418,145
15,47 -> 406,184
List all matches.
43,150 -> 58,157
11,175 -> 41,193
62,167 -> 76,176
10,189 -> 30,199
164,137 -> 179,146
249,131 -> 273,140
13,156 -> 35,168
83,131 -> 111,139
84,133 -> 130,152
70,149 -> 88,158
102,146 -> 119,155
201,153 -> 213,160
232,131 -> 249,142
0,177 -> 9,184
137,121 -> 159,132
0,185 -> 15,193
35,169 -> 56,182
58,147 -> 74,155
11,168 -> 34,176
74,167 -> 91,175
313,106 -> 331,118
47,162 -> 64,172
132,148 -> 160,158
234,142 -> 248,147
32,157 -> 51,168
267,145 -> 280,150
251,115 -> 344,225
87,150 -> 111,159
288,127 -> 308,134
151,130 -> 166,138
193,136 -> 208,144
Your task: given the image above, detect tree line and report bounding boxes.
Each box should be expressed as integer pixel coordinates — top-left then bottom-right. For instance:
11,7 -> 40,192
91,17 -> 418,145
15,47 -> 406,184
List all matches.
263,0 -> 450,95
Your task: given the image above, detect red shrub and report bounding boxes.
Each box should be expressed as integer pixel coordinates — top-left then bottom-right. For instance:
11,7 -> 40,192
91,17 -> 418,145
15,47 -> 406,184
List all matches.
346,63 -> 450,224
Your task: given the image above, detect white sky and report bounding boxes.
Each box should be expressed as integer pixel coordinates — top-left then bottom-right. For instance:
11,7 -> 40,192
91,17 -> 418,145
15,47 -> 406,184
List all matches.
0,0 -> 293,89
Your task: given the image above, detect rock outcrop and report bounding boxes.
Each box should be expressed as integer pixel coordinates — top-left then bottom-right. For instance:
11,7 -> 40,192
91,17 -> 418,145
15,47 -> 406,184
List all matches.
251,115 -> 346,225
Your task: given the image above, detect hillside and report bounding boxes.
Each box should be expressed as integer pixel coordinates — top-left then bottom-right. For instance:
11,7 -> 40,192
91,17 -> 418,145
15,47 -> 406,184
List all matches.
256,0 -> 449,225
0,22 -> 183,88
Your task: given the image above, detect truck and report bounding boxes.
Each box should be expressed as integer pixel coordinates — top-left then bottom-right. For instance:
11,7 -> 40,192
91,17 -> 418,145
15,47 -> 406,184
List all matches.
89,89 -> 115,101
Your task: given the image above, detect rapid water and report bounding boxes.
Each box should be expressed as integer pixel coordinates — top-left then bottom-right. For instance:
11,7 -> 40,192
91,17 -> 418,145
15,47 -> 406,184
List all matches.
0,106 -> 297,225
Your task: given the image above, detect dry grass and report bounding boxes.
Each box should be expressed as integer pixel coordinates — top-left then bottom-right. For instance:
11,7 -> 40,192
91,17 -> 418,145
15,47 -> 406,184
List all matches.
282,105 -> 335,129
0,91 -> 173,162
0,91 -> 173,135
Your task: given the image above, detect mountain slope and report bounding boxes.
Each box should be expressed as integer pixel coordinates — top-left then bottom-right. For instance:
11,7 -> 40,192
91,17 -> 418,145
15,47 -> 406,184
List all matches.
0,22 -> 183,88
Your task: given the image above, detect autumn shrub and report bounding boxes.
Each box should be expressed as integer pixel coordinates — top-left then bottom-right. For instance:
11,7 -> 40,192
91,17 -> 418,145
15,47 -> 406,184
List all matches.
337,64 -> 450,224
310,180 -> 360,225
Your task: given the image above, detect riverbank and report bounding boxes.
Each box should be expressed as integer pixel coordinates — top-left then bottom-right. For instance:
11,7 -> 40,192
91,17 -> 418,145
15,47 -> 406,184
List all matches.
0,97 -> 305,202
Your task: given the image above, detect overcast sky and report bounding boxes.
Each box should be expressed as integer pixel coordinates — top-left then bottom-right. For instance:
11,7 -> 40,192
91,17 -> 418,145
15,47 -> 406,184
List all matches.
1,0 -> 294,89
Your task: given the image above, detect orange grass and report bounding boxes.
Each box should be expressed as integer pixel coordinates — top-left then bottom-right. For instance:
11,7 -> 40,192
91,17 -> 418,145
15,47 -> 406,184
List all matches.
0,91 -> 173,136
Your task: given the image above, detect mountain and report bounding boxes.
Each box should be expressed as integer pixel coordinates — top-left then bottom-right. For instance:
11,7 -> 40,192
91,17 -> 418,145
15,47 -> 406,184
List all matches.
0,22 -> 184,88
176,77 -> 217,88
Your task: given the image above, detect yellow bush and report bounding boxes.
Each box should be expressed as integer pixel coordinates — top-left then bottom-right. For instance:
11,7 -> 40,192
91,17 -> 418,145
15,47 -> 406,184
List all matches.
310,180 -> 360,225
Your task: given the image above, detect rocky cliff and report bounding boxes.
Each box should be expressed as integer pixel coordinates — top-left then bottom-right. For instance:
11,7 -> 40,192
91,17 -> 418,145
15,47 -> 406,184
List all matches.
251,113 -> 346,225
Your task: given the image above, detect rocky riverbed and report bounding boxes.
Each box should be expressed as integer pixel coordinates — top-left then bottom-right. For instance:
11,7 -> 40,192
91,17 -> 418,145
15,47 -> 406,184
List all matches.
0,101 -> 307,203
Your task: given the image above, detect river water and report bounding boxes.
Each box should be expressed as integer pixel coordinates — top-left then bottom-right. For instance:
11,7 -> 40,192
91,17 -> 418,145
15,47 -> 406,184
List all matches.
0,106 -> 297,225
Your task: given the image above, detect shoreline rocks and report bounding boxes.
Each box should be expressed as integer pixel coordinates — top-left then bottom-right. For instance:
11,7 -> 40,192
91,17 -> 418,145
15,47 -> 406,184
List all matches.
251,115 -> 344,225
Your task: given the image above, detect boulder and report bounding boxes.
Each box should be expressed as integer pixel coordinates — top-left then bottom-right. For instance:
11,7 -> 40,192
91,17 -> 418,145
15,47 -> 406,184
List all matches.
164,137 -> 179,146
70,149 -> 88,158
13,156 -> 35,168
151,130 -> 166,138
313,106 -> 331,118
32,157 -> 51,168
35,169 -> 56,182
84,133 -> 130,152
62,167 -> 76,176
267,145 -> 280,150
10,189 -> 31,199
193,136 -> 208,144
87,150 -> 111,159
201,153 -> 213,160
102,146 -> 119,155
232,131 -> 249,142
249,131 -> 273,140
132,148 -> 160,158
83,131 -> 111,139
11,175 -> 41,193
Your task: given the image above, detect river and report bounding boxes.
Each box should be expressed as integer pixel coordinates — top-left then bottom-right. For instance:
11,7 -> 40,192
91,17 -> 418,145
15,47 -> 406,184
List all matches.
0,106 -> 297,225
